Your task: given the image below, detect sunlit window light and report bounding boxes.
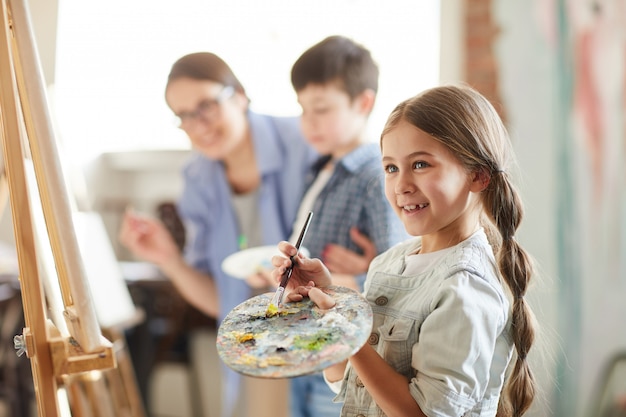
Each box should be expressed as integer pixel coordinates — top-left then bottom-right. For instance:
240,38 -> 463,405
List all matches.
53,0 -> 440,163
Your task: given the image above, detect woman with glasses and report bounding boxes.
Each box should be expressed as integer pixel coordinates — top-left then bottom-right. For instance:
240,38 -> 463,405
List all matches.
118,52 -> 317,417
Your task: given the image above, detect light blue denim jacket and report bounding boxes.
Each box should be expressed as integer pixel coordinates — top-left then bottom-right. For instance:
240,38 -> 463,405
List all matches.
336,229 -> 513,417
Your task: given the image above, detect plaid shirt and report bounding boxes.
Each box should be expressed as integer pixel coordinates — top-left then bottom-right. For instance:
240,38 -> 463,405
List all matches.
302,142 -> 408,288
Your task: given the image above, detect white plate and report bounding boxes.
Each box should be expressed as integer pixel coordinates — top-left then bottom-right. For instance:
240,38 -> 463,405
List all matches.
221,245 -> 309,279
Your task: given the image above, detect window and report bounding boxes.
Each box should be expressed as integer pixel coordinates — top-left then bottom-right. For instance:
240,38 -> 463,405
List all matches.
54,0 -> 440,161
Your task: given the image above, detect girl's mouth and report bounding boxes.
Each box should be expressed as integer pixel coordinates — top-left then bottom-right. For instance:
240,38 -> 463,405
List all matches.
402,203 -> 429,213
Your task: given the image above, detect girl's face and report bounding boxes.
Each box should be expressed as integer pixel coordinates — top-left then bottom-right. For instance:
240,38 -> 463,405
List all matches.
381,120 -> 486,252
165,77 -> 248,160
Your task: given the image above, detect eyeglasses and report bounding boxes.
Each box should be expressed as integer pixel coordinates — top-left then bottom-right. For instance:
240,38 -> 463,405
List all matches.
173,86 -> 235,129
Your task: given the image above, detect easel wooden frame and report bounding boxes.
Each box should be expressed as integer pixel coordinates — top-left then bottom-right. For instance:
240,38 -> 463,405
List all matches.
0,1 -> 144,416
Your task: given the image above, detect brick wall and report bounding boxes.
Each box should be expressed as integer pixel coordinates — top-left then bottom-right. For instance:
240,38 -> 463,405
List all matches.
464,0 -> 507,121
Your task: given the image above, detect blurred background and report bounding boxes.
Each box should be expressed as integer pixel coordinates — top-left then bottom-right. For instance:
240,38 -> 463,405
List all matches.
0,0 -> 625,416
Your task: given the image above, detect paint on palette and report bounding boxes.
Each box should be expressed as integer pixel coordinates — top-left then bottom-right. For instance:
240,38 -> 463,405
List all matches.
216,285 -> 373,378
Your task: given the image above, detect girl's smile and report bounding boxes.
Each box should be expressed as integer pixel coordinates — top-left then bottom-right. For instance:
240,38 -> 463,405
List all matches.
401,203 -> 430,214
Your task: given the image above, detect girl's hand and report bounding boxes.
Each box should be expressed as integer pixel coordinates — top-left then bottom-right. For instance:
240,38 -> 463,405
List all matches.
285,281 -> 336,309
270,241 -> 332,290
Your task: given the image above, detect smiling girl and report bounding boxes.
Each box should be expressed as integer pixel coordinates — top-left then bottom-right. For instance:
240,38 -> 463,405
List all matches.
273,84 -> 538,417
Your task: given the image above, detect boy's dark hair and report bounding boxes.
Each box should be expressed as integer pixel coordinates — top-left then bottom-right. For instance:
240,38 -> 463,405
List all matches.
291,35 -> 379,100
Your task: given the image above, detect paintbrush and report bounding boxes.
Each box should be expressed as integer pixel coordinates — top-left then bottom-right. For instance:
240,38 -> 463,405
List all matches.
267,211 -> 313,315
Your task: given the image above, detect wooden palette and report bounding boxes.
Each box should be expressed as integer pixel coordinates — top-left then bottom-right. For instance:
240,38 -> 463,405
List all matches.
216,285 -> 373,378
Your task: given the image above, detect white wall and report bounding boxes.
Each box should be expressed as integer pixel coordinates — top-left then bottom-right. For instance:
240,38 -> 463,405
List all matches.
496,2 -> 626,417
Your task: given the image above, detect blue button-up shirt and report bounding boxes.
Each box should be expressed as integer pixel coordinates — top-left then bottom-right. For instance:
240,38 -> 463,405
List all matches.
177,110 -> 317,321
176,111 -> 317,417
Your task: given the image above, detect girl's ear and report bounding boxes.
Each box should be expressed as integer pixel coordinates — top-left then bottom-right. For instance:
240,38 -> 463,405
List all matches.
470,169 -> 491,192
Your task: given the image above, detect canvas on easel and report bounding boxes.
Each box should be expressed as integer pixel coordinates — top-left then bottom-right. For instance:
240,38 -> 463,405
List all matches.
0,1 -> 145,416
24,159 -> 146,417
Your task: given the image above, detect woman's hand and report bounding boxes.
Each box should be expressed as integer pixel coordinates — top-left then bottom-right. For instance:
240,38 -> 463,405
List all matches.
270,241 -> 332,290
118,209 -> 182,268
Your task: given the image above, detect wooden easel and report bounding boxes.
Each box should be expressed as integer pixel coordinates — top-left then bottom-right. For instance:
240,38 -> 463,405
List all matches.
0,1 -> 145,416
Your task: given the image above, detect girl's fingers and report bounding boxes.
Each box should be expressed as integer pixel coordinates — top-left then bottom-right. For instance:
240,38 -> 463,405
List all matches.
286,292 -> 304,302
295,284 -> 314,296
308,287 -> 336,310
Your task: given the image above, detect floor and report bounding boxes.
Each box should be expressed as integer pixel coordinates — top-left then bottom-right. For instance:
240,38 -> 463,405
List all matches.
150,329 -> 222,417
0,322 -> 288,417
0,329 -> 222,417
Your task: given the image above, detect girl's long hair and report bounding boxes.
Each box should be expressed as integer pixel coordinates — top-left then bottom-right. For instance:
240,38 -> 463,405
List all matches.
381,85 -> 536,417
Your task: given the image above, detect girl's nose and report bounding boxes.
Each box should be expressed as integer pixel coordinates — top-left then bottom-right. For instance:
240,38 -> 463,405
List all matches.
395,171 -> 416,194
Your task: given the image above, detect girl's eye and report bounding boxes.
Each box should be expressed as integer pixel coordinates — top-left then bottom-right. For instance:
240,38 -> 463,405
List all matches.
384,164 -> 398,174
413,161 -> 429,169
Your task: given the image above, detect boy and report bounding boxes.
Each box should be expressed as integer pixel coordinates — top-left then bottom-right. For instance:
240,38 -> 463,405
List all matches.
286,35 -> 408,417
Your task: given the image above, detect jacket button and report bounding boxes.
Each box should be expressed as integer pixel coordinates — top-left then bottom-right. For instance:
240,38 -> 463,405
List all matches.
368,332 -> 379,345
355,376 -> 364,387
375,296 -> 388,306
